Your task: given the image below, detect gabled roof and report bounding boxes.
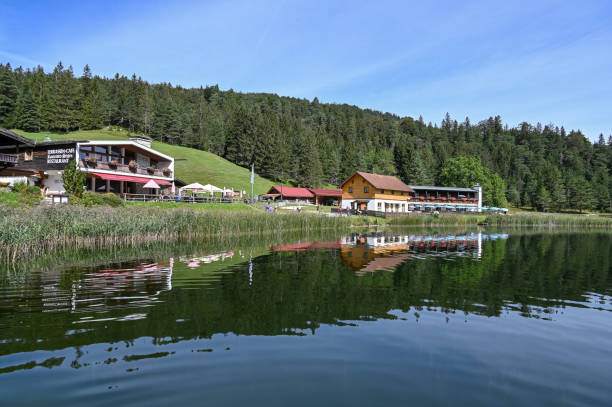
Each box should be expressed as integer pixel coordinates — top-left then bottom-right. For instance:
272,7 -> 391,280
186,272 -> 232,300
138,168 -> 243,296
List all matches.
341,171 -> 413,192
0,128 -> 36,146
309,188 -> 342,196
268,186 -> 314,198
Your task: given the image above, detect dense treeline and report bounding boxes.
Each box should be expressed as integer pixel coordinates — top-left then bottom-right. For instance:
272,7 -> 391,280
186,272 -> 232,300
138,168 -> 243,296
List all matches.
1,62 -> 611,211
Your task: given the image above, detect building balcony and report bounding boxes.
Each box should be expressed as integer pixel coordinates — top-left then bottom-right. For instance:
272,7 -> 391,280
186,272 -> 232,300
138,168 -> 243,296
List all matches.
411,197 -> 477,204
0,153 -> 18,165
79,160 -> 172,179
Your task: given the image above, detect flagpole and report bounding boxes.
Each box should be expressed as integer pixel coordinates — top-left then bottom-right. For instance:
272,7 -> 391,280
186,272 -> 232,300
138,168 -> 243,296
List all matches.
251,163 -> 255,201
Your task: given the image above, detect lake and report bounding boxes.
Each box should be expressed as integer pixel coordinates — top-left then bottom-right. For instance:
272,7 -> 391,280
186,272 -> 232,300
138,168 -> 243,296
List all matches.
1,230 -> 611,406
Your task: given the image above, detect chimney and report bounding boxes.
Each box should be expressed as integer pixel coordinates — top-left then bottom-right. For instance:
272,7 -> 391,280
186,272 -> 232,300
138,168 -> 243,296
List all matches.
129,135 -> 152,148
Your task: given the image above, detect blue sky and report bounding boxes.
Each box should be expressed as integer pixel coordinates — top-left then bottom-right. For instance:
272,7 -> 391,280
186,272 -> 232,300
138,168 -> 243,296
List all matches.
1,0 -> 611,139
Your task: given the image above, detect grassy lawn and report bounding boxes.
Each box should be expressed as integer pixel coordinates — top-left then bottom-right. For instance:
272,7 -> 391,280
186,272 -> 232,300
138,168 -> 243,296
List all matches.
126,201 -> 256,211
12,129 -> 276,195
279,204 -> 333,213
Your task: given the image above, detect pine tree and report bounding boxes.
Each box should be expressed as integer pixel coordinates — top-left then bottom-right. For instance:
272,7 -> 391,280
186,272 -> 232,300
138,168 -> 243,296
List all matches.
297,132 -> 323,187
536,186 -> 552,212
0,64 -> 18,127
62,160 -> 86,197
81,79 -> 104,129
19,89 -> 40,132
50,62 -> 79,131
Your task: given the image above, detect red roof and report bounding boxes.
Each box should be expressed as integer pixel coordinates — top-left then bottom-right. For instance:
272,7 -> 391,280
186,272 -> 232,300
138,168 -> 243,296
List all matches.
309,188 -> 342,196
340,171 -> 413,192
268,186 -> 314,198
92,172 -> 172,186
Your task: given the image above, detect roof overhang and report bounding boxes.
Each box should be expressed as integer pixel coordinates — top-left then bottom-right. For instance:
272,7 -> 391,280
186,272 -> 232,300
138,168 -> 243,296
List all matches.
91,172 -> 172,185
0,128 -> 36,147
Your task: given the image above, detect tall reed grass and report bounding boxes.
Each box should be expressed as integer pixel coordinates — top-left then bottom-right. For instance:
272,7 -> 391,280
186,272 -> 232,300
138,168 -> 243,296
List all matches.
388,213 -> 612,228
0,206 -> 373,261
485,214 -> 612,227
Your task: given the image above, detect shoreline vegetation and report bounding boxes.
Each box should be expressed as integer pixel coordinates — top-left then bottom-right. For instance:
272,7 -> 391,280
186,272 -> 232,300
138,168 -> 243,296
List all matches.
0,206 -> 378,262
2,204 -> 612,262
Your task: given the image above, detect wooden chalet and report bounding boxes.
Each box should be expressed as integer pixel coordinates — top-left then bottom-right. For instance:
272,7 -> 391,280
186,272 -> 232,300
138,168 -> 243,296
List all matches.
340,171 -> 413,212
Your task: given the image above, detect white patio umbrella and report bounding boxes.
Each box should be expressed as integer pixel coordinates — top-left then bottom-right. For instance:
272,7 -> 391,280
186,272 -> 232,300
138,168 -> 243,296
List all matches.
143,179 -> 161,189
180,182 -> 207,191
143,179 -> 160,197
202,184 -> 223,192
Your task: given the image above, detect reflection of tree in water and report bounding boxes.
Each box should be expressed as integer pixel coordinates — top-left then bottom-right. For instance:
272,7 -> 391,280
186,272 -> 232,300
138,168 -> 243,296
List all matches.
1,233 -> 611,362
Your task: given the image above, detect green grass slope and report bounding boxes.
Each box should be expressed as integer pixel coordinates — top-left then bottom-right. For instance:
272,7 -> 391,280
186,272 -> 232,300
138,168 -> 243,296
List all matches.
12,129 -> 275,195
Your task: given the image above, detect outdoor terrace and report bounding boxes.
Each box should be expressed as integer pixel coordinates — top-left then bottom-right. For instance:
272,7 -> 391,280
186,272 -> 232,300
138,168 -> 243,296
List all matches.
80,159 -> 172,179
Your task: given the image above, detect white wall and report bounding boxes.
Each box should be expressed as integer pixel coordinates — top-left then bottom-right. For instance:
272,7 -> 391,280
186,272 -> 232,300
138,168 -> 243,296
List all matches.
0,176 -> 29,186
342,198 -> 409,212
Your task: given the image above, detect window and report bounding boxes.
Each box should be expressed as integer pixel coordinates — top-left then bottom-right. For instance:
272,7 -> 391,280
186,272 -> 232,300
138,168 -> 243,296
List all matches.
24,149 -> 33,161
348,186 -> 353,193
364,186 -> 369,193
401,192 -> 404,196
377,202 -> 382,210
391,190 -> 395,195
380,189 -> 384,194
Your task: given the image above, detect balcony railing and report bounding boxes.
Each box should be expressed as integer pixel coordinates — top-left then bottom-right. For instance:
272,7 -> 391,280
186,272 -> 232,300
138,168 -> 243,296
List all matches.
79,160 -> 172,178
0,153 -> 17,164
411,197 -> 477,204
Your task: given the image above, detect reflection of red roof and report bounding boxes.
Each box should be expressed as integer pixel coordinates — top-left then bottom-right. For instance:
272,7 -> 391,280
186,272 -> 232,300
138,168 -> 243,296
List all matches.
273,241 -> 341,251
309,188 -> 342,196
268,186 -> 314,198
310,241 -> 341,249
273,242 -> 313,252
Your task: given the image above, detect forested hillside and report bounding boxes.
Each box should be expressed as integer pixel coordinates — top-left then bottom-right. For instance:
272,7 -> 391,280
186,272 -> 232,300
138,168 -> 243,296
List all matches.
1,62 -> 611,211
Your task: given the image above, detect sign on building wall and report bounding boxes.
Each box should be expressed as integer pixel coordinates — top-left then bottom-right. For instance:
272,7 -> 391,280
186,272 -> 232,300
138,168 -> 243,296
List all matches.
47,148 -> 76,165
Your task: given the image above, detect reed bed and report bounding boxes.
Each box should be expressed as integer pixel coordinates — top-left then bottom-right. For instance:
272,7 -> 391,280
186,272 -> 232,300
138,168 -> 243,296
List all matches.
388,214 -> 486,226
0,206 -> 371,262
388,213 -> 612,228
485,214 -> 612,227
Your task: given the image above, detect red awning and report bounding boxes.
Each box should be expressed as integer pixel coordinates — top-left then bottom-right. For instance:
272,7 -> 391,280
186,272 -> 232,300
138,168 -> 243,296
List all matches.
91,172 -> 172,185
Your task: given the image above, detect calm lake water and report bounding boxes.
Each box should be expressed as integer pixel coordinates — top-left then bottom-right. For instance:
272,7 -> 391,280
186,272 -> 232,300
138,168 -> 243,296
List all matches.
1,230 -> 611,406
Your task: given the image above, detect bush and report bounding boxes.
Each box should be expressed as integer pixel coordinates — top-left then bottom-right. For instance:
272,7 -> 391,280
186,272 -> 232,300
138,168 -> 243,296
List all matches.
11,181 -> 28,193
27,186 -> 41,195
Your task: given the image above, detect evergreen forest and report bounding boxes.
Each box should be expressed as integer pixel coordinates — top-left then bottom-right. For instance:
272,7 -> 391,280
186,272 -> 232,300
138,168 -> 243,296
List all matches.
1,62 -> 611,211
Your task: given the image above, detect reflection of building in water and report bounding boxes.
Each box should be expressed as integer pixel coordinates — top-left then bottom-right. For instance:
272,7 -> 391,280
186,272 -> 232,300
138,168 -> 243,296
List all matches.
272,242 -> 341,252
179,251 -> 234,269
41,260 -> 173,313
340,232 -> 508,274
